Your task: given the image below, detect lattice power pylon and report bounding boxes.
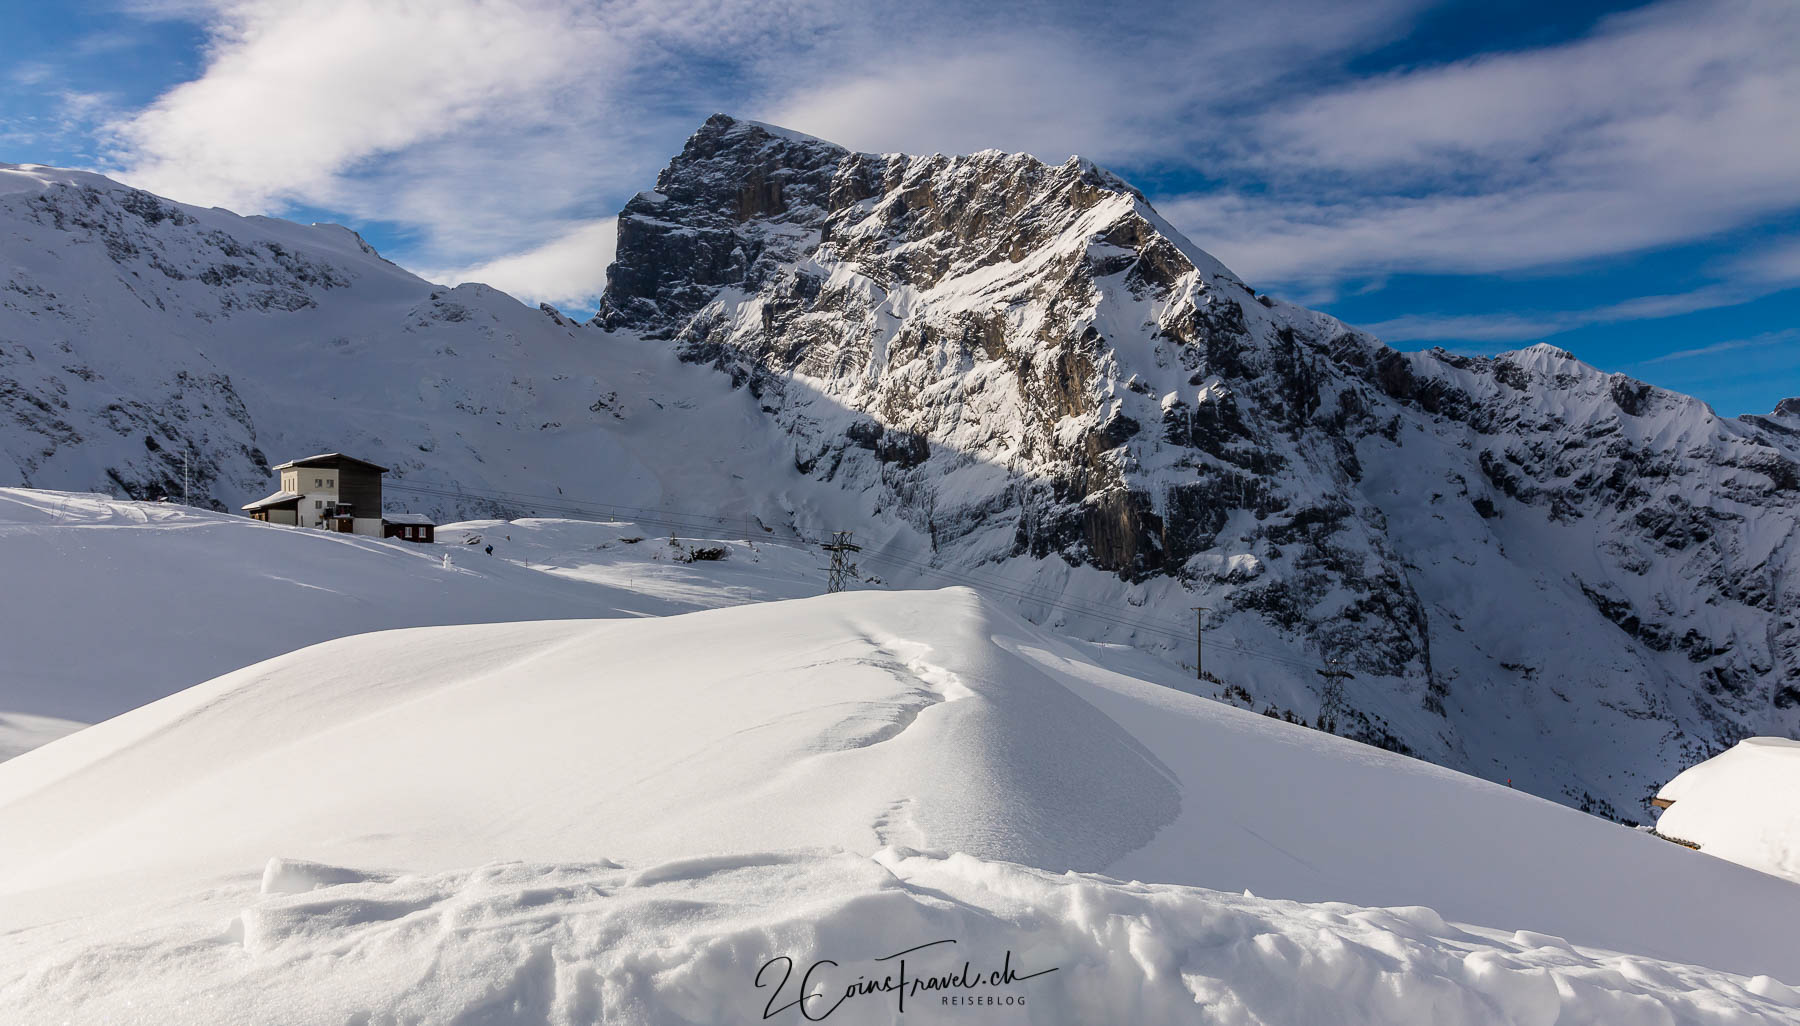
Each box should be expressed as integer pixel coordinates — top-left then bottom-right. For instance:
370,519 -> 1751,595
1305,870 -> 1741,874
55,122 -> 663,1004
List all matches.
820,531 -> 862,593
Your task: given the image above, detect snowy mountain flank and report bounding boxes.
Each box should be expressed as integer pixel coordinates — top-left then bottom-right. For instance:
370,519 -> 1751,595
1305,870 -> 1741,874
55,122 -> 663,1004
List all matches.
0,161 -> 815,530
592,115 -> 1800,820
2,119 -> 1798,825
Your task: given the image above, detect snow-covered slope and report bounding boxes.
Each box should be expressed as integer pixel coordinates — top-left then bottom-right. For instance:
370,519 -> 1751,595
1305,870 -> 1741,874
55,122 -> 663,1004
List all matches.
0,488 -> 822,757
592,115 -> 1800,822
1656,737 -> 1800,883
1,589 -> 1796,1022
0,162 -> 813,530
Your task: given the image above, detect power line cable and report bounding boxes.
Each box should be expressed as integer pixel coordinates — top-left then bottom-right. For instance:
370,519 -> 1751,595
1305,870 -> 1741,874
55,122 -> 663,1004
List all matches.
384,478 -> 1377,684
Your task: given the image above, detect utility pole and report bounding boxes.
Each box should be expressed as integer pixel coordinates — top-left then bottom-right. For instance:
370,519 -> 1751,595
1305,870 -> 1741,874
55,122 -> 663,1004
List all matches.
820,530 -> 861,593
1192,606 -> 1210,681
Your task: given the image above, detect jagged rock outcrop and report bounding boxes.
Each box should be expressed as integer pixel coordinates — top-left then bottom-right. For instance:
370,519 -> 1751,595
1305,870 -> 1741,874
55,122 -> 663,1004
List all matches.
596,116 -> 1800,820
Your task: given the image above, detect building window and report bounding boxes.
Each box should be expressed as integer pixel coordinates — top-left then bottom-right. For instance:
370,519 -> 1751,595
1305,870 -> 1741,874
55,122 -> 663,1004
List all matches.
315,500 -> 323,509
315,478 -> 323,487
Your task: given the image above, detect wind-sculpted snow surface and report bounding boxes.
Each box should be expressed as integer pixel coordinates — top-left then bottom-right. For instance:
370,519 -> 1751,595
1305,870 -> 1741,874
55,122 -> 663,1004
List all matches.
0,489 -> 823,754
595,115 -> 1800,821
6,849 -> 1796,1026
0,590 -> 1179,908
3,588 -> 1799,1016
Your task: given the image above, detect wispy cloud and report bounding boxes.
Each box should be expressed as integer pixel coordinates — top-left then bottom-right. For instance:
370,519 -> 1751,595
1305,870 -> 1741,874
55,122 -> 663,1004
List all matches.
426,217 -> 617,311
89,0 -> 1439,290
9,63 -> 57,88
1164,1 -> 1800,295
1642,329 -> 1800,365
1726,237 -> 1800,285
99,0 -> 838,271
1357,279 -> 1798,345
1356,312 -> 1577,344
62,0 -> 1800,344
763,0 -> 1427,164
70,30 -> 147,57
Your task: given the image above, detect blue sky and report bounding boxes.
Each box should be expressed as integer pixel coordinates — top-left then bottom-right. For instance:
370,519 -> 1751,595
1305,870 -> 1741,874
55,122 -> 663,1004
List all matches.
3,0 -> 1797,415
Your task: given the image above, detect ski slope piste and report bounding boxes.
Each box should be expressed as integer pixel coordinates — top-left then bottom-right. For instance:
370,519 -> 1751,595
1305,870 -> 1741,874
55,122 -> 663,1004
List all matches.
1,588 -> 1797,1024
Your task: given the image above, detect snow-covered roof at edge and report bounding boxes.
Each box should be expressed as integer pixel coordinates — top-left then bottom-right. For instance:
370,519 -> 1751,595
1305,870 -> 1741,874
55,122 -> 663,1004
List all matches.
1655,737 -> 1800,883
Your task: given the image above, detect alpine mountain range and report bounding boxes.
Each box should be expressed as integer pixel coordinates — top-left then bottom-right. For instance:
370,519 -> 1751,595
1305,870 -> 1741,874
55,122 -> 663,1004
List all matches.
3,114 -> 1796,821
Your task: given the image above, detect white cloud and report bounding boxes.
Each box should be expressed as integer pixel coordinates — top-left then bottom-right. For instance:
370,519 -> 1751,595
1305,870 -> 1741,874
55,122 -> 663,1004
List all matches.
763,1 -> 1428,164
424,217 -> 616,311
766,46 -> 1151,164
1162,0 -> 1800,290
97,0 -> 855,277
73,0 -> 1800,330
108,0 -> 625,213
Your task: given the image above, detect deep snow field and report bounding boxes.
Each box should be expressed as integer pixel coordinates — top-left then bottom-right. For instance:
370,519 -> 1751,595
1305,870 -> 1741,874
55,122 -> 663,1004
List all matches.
0,488 -> 821,759
1,489 -> 1798,1023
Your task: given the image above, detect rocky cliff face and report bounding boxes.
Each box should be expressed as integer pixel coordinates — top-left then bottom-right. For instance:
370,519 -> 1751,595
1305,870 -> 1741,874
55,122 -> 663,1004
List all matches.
597,115 -> 1800,820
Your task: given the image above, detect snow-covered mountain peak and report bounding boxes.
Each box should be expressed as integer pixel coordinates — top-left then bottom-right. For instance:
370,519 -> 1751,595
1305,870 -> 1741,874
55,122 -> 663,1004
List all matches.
582,116 -> 1800,821
595,114 -> 1244,336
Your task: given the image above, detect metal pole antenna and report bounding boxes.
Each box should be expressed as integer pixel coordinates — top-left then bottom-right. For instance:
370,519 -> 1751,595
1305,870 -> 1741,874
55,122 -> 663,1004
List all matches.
1192,606 -> 1210,680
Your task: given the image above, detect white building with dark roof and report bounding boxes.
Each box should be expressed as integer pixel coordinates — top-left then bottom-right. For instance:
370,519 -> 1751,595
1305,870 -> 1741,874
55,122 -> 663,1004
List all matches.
241,452 -> 433,541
